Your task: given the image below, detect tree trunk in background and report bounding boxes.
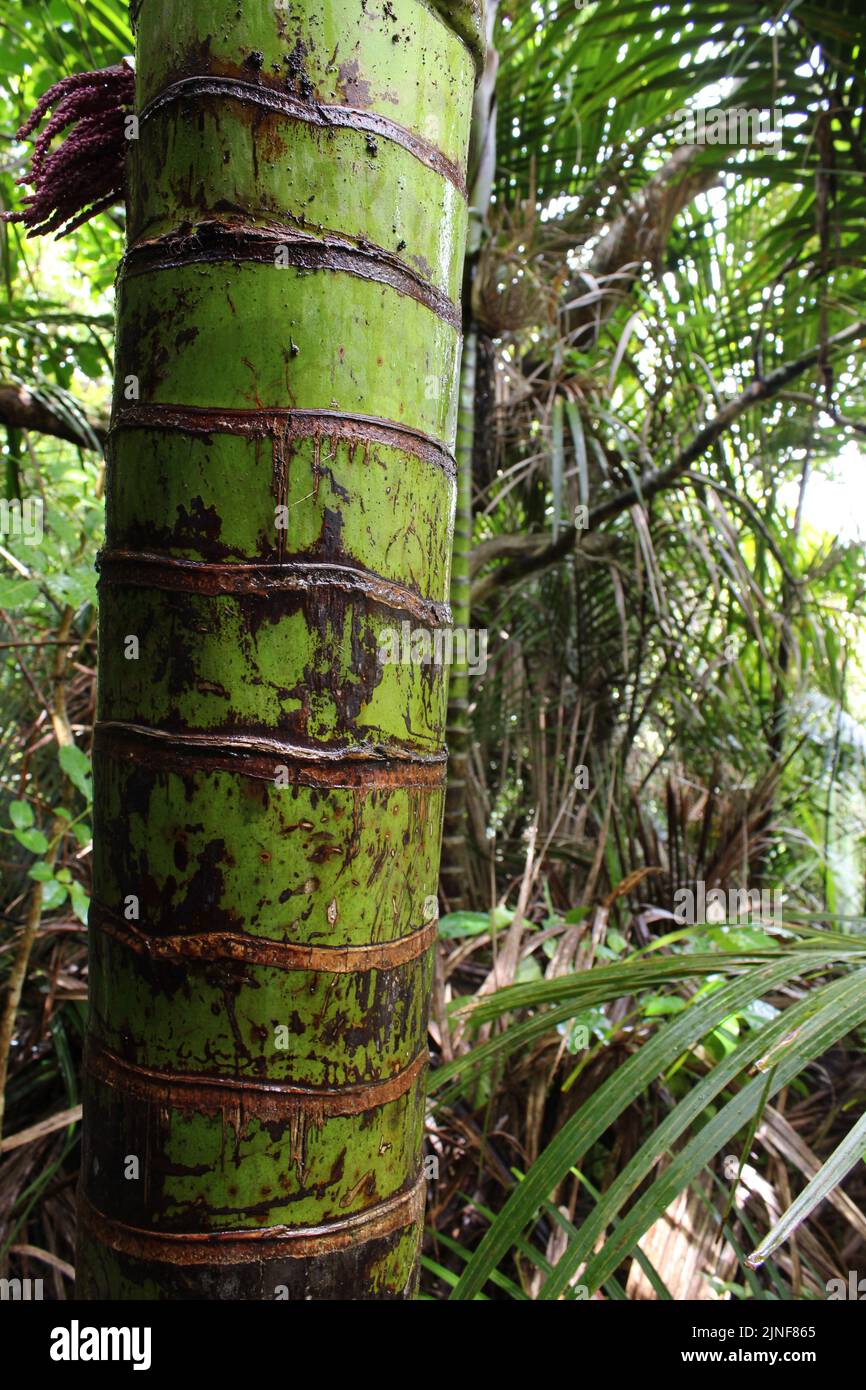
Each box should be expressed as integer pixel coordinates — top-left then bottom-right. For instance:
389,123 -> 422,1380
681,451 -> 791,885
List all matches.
77,0 -> 482,1301
441,329 -> 476,907
440,0 -> 497,909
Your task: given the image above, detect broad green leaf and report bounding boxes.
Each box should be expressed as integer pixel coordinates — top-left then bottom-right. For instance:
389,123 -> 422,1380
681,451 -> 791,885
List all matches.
575,969 -> 866,1299
0,578 -> 39,607
748,1109 -> 866,1270
451,954 -> 826,1299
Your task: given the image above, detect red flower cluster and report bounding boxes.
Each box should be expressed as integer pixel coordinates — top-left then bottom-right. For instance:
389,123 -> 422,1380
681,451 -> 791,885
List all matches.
3,61 -> 135,239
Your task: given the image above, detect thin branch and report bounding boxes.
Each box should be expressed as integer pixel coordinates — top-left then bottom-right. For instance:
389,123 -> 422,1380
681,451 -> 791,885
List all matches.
0,383 -> 106,451
472,321 -> 865,603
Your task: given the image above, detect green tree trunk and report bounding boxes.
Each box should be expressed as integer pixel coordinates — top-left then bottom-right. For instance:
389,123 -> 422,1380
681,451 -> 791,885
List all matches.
440,328 -> 475,907
440,0 -> 497,907
77,0 -> 482,1301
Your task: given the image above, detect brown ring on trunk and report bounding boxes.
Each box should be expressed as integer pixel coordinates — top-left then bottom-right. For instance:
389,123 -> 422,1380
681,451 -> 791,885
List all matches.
92,722 -> 448,787
88,901 -> 439,972
96,551 -> 452,625
84,1036 -> 428,1120
109,403 -> 457,477
138,77 -> 468,197
122,223 -> 462,329
78,1177 -> 426,1263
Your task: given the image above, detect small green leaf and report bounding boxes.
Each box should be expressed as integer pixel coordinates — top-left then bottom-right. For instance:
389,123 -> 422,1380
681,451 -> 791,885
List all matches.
70,880 -> 90,924
9,800 -> 34,830
42,880 -> 68,911
439,911 -> 492,939
14,827 -> 49,854
58,744 -> 93,799
644,995 -> 686,1017
27,862 -> 55,882
707,925 -> 775,951
439,905 -> 514,939
514,955 -> 543,984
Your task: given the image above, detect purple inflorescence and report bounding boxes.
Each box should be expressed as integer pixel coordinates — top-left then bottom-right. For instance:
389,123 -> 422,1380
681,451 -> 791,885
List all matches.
2,61 -> 135,239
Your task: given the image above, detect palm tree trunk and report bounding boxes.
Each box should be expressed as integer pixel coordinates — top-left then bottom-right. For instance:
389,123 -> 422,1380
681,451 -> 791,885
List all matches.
440,0 -> 498,908
441,329 -> 476,908
77,0 -> 482,1301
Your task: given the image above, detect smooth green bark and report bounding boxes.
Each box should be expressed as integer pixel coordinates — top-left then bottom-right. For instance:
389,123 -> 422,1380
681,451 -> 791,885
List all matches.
78,0 -> 481,1300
